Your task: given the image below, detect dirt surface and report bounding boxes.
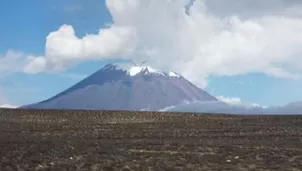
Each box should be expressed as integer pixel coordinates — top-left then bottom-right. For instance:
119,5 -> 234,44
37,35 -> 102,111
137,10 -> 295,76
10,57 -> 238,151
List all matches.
1,109 -> 302,171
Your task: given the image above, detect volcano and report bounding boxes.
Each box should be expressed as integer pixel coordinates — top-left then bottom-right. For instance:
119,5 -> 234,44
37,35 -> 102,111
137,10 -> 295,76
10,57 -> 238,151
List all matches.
21,62 -> 218,111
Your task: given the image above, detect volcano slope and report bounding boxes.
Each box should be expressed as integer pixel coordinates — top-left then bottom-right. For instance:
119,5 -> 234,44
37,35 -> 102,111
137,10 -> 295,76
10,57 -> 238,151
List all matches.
0,109 -> 302,171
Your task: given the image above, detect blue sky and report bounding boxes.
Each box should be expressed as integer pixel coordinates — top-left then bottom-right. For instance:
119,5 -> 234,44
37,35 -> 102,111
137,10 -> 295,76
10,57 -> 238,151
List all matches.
0,0 -> 111,105
1,0 -> 302,107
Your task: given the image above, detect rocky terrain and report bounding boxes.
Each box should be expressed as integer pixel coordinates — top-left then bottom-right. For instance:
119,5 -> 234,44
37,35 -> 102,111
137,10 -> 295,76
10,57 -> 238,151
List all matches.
0,108 -> 302,170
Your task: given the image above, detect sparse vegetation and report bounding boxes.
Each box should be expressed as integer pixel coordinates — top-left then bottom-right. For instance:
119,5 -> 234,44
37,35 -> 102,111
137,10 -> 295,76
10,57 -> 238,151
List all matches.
0,108 -> 302,170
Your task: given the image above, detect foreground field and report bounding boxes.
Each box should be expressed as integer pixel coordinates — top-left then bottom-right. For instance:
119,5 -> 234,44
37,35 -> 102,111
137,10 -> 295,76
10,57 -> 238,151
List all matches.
0,109 -> 302,171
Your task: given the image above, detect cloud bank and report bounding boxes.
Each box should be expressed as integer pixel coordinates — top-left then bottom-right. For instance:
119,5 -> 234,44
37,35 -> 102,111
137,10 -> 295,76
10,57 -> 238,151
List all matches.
216,96 -> 242,105
9,0 -> 302,87
216,95 -> 265,108
0,104 -> 17,109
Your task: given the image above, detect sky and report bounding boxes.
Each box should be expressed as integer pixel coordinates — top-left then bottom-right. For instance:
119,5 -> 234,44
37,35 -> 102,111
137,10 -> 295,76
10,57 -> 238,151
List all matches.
1,0 -> 302,107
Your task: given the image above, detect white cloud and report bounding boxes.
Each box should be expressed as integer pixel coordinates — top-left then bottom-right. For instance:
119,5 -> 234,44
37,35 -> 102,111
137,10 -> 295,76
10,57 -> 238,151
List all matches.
24,0 -> 302,87
202,0 -> 302,18
216,95 -> 266,108
0,104 -> 17,109
24,25 -> 136,73
216,96 -> 242,105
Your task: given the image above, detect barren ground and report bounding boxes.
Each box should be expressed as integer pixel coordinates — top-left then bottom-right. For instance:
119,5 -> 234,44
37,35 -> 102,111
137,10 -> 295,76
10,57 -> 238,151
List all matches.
1,109 -> 302,171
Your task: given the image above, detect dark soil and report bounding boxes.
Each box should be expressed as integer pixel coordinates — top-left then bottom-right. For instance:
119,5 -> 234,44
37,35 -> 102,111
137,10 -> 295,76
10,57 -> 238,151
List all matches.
1,109 -> 302,171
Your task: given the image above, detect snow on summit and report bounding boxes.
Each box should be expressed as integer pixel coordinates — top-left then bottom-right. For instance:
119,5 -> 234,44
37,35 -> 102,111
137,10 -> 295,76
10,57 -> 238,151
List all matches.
168,71 -> 180,78
128,66 -> 143,76
128,66 -> 164,76
102,62 -> 181,77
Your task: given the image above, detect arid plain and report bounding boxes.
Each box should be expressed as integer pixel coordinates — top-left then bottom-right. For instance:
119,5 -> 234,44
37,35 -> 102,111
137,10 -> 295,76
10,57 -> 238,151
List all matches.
0,109 -> 302,171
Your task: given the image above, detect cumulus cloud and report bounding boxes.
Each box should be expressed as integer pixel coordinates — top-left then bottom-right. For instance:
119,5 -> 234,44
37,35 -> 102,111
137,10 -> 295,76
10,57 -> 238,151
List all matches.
24,25 -> 136,73
202,0 -> 302,18
24,0 -> 302,87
